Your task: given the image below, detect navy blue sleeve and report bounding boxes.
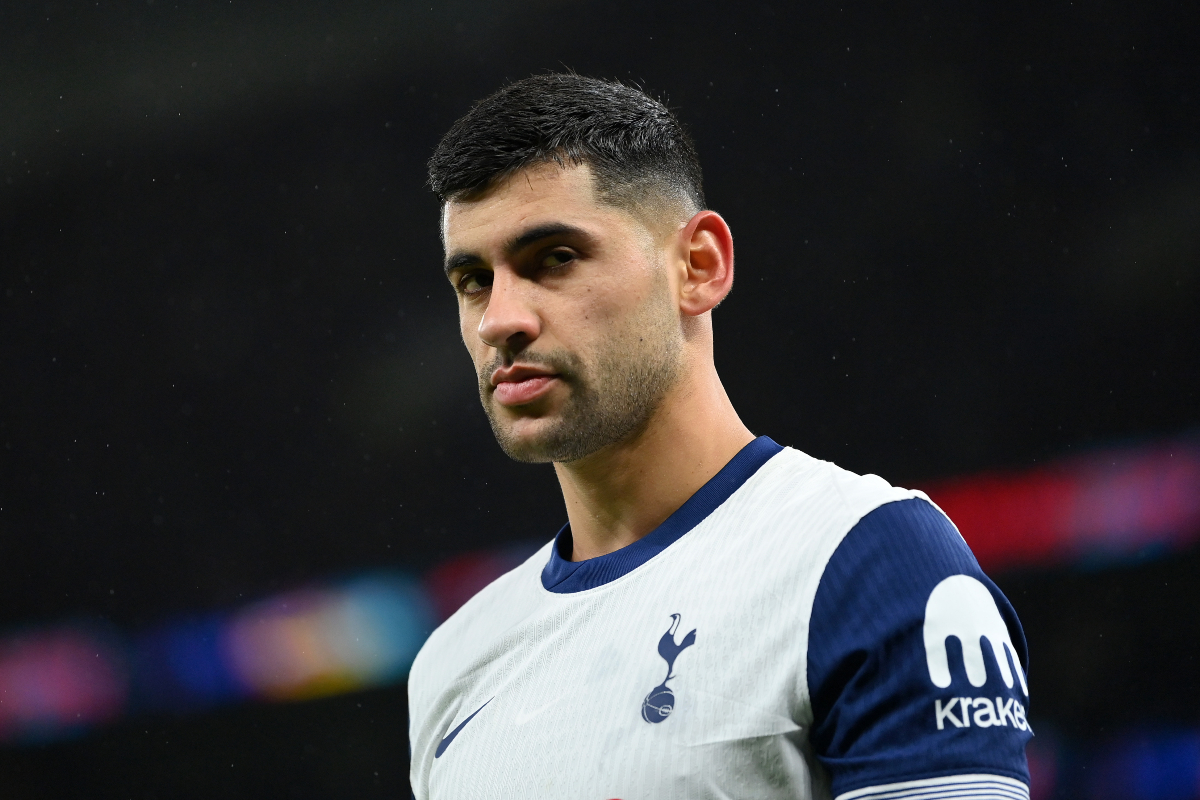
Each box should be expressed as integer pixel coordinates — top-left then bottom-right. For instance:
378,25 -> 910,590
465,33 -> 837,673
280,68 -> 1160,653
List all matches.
807,498 -> 1032,798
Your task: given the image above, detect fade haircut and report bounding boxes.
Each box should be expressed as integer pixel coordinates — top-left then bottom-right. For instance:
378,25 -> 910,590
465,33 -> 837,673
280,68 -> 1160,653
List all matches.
428,73 -> 705,222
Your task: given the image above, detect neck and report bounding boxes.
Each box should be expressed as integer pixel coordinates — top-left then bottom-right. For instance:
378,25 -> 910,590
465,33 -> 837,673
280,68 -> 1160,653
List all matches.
552,358 -> 754,562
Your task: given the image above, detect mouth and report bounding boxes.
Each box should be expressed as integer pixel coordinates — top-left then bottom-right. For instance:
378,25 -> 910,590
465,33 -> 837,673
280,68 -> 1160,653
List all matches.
490,366 -> 561,407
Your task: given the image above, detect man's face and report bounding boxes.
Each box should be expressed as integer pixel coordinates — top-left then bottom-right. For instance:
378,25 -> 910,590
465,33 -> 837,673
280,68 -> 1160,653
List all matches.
442,162 -> 685,463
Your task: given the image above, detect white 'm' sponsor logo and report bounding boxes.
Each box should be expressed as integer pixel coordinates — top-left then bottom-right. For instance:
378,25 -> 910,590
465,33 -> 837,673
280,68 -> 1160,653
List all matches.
923,575 -> 1029,696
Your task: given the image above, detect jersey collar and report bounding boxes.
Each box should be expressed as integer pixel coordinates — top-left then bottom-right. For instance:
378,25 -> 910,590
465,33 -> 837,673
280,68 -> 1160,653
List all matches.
540,436 -> 783,593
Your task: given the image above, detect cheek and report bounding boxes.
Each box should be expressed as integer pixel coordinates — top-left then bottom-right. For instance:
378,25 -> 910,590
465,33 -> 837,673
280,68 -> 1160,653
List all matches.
558,286 -> 620,352
574,264 -> 649,323
593,269 -> 665,330
564,285 -> 659,363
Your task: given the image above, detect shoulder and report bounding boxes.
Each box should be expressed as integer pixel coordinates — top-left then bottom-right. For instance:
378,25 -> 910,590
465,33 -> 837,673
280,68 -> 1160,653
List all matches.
741,446 -> 926,524
693,447 -> 938,623
806,496 -> 1033,799
716,447 -> 931,576
811,496 -> 981,608
409,541 -> 552,709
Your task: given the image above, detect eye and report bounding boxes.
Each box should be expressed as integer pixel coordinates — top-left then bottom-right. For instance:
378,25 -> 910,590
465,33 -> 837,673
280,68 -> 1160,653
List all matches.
541,250 -> 575,270
458,271 -> 493,295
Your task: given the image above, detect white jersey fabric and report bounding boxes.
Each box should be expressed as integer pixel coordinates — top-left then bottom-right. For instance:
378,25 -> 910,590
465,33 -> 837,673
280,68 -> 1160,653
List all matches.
409,438 -> 1032,799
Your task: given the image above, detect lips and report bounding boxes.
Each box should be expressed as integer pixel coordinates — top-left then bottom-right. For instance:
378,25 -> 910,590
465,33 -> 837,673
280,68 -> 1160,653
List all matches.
490,365 -> 560,407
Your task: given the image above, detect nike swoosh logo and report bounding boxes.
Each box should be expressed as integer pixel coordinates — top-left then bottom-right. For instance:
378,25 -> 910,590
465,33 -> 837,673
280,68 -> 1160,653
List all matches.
434,698 -> 493,759
514,696 -> 561,726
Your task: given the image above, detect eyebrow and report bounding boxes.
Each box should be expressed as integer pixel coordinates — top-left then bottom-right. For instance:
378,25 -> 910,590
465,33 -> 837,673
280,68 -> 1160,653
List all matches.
443,222 -> 590,277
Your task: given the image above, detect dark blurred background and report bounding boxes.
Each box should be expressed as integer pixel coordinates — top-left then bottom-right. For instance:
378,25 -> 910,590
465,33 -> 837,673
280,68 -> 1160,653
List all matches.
2,0 -> 1198,797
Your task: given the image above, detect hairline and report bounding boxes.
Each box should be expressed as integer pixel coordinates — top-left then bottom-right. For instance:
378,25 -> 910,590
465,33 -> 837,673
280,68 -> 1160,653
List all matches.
441,156 -> 700,241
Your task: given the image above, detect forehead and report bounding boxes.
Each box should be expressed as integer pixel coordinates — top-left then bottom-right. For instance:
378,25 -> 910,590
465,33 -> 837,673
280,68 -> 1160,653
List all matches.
441,162 -> 636,253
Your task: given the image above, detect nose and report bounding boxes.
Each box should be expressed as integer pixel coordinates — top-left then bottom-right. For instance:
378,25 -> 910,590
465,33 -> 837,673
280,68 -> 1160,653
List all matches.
476,269 -> 541,351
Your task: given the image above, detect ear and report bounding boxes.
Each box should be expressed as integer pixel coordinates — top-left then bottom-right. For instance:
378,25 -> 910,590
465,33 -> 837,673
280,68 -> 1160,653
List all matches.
676,210 -> 735,317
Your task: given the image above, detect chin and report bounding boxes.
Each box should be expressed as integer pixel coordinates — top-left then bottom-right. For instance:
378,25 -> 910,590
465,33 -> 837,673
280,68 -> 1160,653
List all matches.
492,417 -> 564,464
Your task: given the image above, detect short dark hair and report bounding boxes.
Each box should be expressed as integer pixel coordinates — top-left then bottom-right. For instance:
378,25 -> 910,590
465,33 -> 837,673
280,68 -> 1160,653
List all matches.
428,73 -> 705,217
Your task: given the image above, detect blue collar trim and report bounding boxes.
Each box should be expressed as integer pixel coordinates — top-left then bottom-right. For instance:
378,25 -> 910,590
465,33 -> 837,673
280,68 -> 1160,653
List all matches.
540,436 -> 783,593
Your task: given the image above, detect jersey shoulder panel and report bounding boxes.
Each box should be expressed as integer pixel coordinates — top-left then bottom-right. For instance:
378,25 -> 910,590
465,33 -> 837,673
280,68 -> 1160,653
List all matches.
728,448 -> 930,610
749,447 -> 927,537
806,497 -> 1032,799
696,449 -> 933,723
715,447 -> 935,604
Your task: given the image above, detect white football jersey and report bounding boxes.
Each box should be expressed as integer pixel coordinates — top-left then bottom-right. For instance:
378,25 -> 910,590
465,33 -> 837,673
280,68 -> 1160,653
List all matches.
409,438 -> 1032,799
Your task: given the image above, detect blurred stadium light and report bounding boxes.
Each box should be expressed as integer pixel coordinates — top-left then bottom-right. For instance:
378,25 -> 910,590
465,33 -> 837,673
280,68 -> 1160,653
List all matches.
129,573 -> 437,714
926,433 -> 1200,571
0,626 -> 126,742
1027,728 -> 1200,800
0,555 -> 538,744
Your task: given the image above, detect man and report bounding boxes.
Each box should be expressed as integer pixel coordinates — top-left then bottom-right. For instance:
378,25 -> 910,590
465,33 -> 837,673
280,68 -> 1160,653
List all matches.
408,73 -> 1032,800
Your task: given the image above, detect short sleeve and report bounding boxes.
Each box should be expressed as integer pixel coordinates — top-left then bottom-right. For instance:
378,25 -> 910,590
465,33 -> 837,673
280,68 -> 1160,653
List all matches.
807,498 -> 1033,800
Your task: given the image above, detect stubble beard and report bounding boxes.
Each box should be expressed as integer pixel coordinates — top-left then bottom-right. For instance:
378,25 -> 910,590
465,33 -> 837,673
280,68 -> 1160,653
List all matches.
478,282 -> 684,464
